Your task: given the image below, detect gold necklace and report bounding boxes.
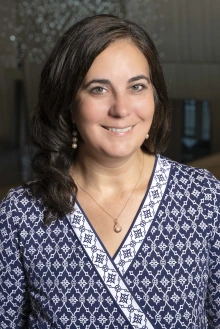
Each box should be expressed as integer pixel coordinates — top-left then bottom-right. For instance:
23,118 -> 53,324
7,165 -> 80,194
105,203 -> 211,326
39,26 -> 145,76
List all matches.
73,154 -> 144,233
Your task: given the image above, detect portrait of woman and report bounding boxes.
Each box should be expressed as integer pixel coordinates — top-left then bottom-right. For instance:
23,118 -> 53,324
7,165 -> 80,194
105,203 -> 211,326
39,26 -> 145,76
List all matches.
0,14 -> 219,328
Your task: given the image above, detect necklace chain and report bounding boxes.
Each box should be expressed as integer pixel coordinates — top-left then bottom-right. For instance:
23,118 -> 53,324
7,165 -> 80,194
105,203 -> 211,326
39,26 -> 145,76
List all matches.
73,154 -> 144,233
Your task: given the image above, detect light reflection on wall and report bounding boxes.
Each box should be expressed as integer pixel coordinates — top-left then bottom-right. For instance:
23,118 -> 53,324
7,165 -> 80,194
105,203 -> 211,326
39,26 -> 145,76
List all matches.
0,0 -> 123,66
125,0 -> 166,59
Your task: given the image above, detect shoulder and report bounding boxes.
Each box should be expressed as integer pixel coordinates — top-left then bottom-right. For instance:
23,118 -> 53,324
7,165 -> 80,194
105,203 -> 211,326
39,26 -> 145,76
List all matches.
159,154 -> 220,226
159,154 -> 220,191
0,185 -> 45,230
158,155 -> 220,240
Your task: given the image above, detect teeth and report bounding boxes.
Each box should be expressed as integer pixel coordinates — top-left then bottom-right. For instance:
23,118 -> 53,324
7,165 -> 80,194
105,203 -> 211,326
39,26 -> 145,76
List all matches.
107,126 -> 132,133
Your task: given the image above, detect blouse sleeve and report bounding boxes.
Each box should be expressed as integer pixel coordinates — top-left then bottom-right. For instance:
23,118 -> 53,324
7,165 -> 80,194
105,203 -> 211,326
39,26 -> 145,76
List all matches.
0,190 -> 31,328
205,175 -> 220,328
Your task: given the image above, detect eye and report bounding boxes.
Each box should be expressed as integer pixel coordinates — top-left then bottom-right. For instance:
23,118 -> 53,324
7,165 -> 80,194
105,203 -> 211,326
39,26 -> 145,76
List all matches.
130,83 -> 146,91
90,86 -> 107,94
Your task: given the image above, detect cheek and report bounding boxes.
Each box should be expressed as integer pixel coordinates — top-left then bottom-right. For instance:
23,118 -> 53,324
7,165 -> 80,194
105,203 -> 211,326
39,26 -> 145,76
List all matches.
75,98 -> 110,125
136,97 -> 155,121
73,104 -> 102,128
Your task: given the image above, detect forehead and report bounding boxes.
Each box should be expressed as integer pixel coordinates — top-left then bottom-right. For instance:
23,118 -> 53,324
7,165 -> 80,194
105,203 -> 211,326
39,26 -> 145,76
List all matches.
84,40 -> 150,80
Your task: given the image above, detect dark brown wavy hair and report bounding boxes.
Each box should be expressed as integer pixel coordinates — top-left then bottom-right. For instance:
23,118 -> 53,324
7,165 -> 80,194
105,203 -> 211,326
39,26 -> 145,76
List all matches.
29,14 -> 171,224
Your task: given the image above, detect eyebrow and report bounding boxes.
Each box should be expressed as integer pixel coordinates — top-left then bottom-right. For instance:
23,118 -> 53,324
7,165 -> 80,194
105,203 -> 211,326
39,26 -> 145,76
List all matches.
83,75 -> 150,88
128,75 -> 150,84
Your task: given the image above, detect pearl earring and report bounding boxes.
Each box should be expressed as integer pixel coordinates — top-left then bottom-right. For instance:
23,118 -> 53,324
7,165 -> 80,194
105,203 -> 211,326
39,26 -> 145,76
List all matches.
145,133 -> 149,140
72,128 -> 78,149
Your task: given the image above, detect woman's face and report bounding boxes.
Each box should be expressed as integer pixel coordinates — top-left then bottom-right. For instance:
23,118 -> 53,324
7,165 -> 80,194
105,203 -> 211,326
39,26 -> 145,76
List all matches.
73,39 -> 155,161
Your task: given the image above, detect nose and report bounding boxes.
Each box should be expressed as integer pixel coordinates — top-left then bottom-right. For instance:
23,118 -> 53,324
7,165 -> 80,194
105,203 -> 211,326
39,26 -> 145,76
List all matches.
109,93 -> 131,118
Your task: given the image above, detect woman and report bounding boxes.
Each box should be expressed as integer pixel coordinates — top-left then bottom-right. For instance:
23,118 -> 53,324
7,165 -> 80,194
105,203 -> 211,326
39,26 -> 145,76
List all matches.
0,14 -> 219,329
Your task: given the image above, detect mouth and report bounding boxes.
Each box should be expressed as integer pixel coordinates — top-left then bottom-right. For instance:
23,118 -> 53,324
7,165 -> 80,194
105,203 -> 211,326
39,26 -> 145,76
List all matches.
103,126 -> 133,133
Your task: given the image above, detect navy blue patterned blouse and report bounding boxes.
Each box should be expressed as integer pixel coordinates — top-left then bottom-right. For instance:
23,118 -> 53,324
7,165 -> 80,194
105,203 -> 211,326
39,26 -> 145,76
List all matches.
0,155 -> 220,328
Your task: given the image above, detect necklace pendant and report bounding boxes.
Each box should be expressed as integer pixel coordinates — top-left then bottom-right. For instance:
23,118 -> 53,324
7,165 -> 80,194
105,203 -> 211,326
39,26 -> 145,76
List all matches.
114,221 -> 122,233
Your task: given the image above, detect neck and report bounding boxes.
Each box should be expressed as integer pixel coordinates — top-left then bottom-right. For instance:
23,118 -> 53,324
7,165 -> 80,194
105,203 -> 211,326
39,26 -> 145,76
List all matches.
71,150 -> 154,196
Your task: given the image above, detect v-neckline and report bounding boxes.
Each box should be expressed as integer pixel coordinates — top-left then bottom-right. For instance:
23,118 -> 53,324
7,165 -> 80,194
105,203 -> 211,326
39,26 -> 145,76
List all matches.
75,179 -> 150,260
71,154 -> 171,264
111,155 -> 158,260
66,155 -> 171,329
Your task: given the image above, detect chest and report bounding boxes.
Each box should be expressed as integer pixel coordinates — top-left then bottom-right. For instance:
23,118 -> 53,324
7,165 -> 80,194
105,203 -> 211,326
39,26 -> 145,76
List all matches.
77,186 -> 148,257
21,185 -> 212,329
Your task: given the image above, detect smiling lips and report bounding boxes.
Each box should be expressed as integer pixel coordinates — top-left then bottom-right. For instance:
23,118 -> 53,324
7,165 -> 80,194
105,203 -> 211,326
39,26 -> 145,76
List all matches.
104,126 -> 133,133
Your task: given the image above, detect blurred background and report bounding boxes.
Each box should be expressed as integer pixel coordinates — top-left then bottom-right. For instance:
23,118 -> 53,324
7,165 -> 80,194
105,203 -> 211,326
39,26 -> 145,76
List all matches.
0,0 -> 220,199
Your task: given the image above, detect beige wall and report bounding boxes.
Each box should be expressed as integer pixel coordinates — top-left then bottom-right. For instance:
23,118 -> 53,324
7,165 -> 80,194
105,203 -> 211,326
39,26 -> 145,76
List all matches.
159,0 -> 220,153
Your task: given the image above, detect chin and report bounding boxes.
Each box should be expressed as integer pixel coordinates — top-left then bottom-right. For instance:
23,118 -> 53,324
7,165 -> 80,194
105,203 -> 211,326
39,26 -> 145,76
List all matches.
102,146 -> 139,159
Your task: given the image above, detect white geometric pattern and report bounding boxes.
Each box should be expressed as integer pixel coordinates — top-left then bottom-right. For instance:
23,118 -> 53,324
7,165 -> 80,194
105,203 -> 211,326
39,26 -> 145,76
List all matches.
0,155 -> 220,329
114,156 -> 171,275
122,158 -> 220,329
68,204 -> 154,329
